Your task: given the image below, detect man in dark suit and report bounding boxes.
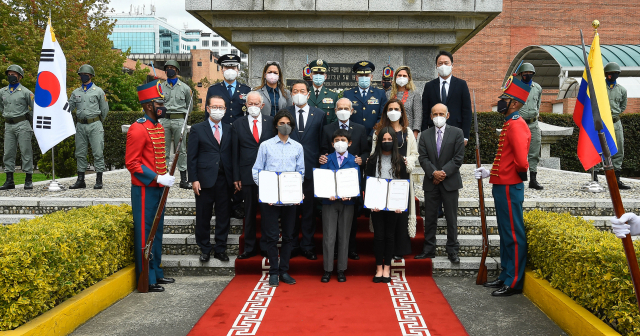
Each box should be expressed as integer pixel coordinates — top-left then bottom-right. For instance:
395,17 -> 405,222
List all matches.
342,61 -> 387,138
288,80 -> 326,260
319,97 -> 369,260
416,103 -> 465,263
421,51 -> 472,144
187,95 -> 234,262
205,54 -> 252,126
232,91 -> 275,259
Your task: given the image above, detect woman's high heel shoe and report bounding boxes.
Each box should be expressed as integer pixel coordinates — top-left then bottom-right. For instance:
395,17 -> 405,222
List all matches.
373,275 -> 383,283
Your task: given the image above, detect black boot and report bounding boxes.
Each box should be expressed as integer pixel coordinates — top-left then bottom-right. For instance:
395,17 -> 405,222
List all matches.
179,171 -> 191,189
528,171 -> 543,190
616,171 -> 631,190
24,173 -> 33,190
94,172 -> 103,189
0,172 -> 15,190
69,172 -> 86,189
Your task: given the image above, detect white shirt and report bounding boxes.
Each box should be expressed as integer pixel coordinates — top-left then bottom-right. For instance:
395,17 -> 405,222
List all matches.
248,115 -> 262,138
434,123 -> 446,143
359,87 -> 369,97
295,104 -> 310,130
439,76 -> 450,101
313,85 -> 323,95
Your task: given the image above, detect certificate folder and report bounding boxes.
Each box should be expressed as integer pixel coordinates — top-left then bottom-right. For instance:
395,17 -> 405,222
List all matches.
312,168 -> 360,199
363,177 -> 410,212
258,170 -> 304,205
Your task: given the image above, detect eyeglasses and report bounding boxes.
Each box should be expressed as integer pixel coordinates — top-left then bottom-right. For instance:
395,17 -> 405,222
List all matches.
266,61 -> 280,66
208,105 -> 226,110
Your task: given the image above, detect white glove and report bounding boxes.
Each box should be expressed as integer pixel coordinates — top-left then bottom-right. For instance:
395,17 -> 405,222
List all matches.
156,173 -> 176,187
474,167 -> 490,180
611,213 -> 640,239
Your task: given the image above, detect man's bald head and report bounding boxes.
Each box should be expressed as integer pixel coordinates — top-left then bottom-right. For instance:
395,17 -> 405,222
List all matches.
431,103 -> 449,119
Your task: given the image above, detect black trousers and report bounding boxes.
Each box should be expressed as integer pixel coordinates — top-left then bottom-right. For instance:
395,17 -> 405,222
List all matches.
371,211 -> 400,266
195,173 -> 231,254
260,203 -> 297,275
242,184 -> 265,253
423,184 -> 459,255
292,178 -> 316,252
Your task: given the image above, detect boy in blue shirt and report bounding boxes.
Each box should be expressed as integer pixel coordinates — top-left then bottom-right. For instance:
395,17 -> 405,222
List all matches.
320,129 -> 360,283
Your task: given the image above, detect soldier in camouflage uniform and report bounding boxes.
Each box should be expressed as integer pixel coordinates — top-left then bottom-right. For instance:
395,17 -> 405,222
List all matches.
0,65 -> 34,190
518,63 -> 544,190
604,62 -> 630,190
160,60 -> 192,189
68,65 -> 109,189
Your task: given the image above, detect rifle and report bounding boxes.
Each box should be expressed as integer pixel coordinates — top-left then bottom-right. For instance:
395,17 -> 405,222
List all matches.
472,90 -> 489,285
137,93 -> 193,293
579,26 -> 640,311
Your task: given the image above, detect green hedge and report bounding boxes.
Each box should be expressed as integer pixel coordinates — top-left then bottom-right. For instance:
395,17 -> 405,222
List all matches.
0,204 -> 134,330
525,210 -> 640,335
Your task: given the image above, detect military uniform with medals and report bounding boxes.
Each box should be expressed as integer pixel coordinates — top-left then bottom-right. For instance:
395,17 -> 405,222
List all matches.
205,54 -> 251,125
307,59 -> 339,125
343,61 -> 387,137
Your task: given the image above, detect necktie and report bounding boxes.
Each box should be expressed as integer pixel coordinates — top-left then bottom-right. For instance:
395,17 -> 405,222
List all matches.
315,89 -> 320,97
214,124 -> 221,144
252,119 -> 259,143
298,109 -> 305,132
361,89 -> 366,98
341,123 -> 348,130
338,155 -> 344,167
441,81 -> 447,103
227,84 -> 233,97
436,129 -> 442,157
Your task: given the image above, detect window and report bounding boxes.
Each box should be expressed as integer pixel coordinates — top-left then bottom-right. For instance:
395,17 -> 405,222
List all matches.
163,41 -> 170,47
199,98 -> 203,103
202,40 -> 209,47
212,41 -> 219,47
231,49 -> 238,55
241,52 -> 247,59
181,37 -> 199,42
197,61 -> 202,66
197,82 -> 203,87
221,41 -> 228,47
108,31 -> 155,53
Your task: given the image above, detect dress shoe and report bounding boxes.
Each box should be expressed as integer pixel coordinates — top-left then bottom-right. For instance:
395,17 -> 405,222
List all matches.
491,285 -> 522,297
232,208 -> 245,219
382,276 -> 391,283
373,275 -> 383,283
483,278 -> 504,288
199,252 -> 210,262
348,251 -> 360,260
260,250 -> 268,258
157,277 -> 175,284
214,252 -> 230,261
393,255 -> 403,261
448,252 -> 460,263
237,251 -> 257,259
337,270 -> 346,282
269,274 -> 279,287
321,271 -> 331,283
414,252 -> 435,259
301,250 -> 317,260
148,284 -> 165,292
279,273 -> 296,285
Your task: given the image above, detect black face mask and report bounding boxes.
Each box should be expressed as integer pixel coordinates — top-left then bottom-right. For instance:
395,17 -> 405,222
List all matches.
156,106 -> 167,119
497,99 -> 510,114
7,75 -> 18,85
381,142 -> 394,152
80,74 -> 91,84
521,74 -> 533,83
606,73 -> 619,83
166,69 -> 177,78
382,81 -> 392,90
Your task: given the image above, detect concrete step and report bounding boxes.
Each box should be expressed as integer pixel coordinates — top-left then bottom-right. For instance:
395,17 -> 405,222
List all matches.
163,234 -> 240,256
163,216 -> 243,234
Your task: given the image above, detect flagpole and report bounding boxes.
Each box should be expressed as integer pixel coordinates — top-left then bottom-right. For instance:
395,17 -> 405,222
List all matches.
47,145 -> 62,191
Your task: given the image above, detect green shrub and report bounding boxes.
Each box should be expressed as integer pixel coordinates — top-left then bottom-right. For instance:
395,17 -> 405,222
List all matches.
36,136 -> 77,178
525,210 -> 640,335
0,204 -> 134,331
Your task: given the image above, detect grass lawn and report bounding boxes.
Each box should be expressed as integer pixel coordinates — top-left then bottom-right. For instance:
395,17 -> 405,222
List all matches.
0,173 -> 48,185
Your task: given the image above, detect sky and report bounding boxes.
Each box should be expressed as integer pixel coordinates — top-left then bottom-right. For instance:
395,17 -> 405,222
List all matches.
107,0 -> 213,32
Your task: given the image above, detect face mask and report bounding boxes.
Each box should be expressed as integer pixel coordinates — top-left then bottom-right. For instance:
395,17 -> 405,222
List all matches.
247,106 -> 261,117
497,99 -> 510,114
521,74 -> 533,83
437,64 -> 452,77
292,93 -> 308,106
277,124 -> 292,136
7,75 -> 18,85
607,73 -> 620,83
224,69 -> 238,81
382,81 -> 392,90
156,106 -> 167,119
312,74 -> 325,86
266,73 -> 279,84
334,141 -> 348,153
396,77 -> 409,87
166,69 -> 177,78
209,109 -> 225,121
358,76 -> 371,89
381,142 -> 394,152
387,111 -> 401,122
336,109 -> 351,122
433,116 -> 446,128
79,74 -> 91,84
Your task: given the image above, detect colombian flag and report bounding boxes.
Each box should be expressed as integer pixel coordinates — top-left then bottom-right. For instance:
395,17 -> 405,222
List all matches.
573,32 -> 617,171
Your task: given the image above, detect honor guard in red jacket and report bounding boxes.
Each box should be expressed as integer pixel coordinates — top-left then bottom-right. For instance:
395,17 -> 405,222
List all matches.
126,80 -> 177,292
474,75 -> 531,297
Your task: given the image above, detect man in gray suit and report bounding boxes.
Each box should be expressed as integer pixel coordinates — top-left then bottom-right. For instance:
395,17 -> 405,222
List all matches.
415,103 -> 465,263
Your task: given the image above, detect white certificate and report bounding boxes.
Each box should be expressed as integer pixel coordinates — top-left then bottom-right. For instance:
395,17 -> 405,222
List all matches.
336,168 -> 360,198
386,180 -> 410,212
364,177 -> 389,210
279,172 -> 303,204
313,168 -> 337,198
258,170 -> 280,204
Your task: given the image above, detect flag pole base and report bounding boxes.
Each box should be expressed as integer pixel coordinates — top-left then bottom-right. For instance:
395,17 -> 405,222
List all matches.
581,181 -> 605,193
47,180 -> 64,191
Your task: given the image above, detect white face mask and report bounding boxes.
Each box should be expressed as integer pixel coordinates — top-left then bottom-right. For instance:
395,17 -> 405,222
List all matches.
334,141 -> 348,154
266,73 -> 279,84
247,106 -> 261,117
433,116 -> 447,128
437,65 -> 452,78
387,111 -> 401,122
336,109 -> 351,122
223,69 -> 238,81
292,93 -> 308,106
210,109 -> 225,121
395,77 -> 409,87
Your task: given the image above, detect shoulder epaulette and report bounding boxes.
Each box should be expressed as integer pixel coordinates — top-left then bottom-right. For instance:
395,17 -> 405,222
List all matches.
137,117 -> 147,123
328,89 -> 336,93
512,115 -> 520,120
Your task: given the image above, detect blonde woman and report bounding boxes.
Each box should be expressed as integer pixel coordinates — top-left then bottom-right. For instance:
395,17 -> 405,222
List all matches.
387,66 -> 422,138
